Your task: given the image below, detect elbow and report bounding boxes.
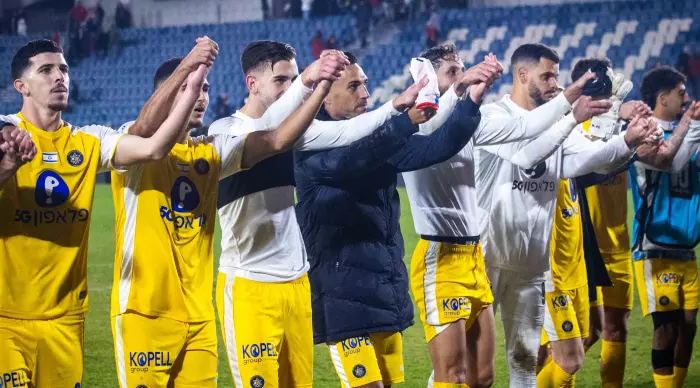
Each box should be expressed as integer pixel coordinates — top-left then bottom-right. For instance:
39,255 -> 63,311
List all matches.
144,144 -> 169,161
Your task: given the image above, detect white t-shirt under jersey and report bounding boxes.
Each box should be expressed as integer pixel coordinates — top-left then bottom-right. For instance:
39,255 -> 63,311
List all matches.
402,88 -> 572,238
475,95 -> 635,274
209,78 -> 400,282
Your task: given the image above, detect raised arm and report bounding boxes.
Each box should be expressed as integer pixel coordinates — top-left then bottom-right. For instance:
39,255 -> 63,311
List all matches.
561,116 -> 655,178
128,37 -> 218,137
295,76 -> 429,151
478,96 -> 612,169
296,113 -> 420,183
241,80 -> 332,168
112,65 -> 209,166
257,51 -> 350,131
636,102 -> 700,172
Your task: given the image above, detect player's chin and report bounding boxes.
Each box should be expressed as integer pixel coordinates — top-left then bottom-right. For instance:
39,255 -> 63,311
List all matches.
189,118 -> 204,128
47,101 -> 68,112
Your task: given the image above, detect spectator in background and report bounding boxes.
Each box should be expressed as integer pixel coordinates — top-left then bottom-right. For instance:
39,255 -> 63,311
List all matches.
70,1 -> 88,33
302,0 -> 314,20
95,1 -> 105,30
311,30 -> 326,58
688,49 -> 700,99
425,9 -> 440,48
262,0 -> 270,19
327,35 -> 337,50
16,14 -> 27,37
214,93 -> 233,120
356,0 -> 372,48
115,0 -> 132,29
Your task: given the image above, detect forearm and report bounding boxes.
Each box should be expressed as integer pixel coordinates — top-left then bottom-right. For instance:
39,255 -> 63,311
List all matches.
112,85 -> 198,166
562,135 -> 634,178
389,98 -> 481,171
0,165 -> 17,189
637,120 -> 700,171
128,66 -> 190,137
243,84 -> 327,168
258,77 -> 313,130
296,100 -> 400,151
419,86 -> 460,135
507,114 -> 578,169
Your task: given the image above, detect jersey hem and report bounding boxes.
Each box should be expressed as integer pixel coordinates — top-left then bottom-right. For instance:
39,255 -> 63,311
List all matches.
110,309 -> 215,323
217,266 -> 308,283
0,305 -> 88,320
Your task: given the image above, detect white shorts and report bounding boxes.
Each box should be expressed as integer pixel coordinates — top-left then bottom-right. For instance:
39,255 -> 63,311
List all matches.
487,265 -> 545,388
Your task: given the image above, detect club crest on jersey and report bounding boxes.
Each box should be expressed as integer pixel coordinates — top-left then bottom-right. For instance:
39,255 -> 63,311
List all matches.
171,176 -> 200,212
523,161 -> 546,179
35,171 -> 69,207
562,320 -> 574,332
67,150 -> 84,167
353,364 -> 367,378
659,296 -> 670,306
250,375 -> 265,388
194,158 -> 210,175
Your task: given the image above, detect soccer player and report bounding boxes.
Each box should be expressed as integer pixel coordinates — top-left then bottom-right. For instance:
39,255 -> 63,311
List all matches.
207,42 -> 427,387
294,53 -> 500,388
110,42 -> 349,387
0,38 -> 217,387
402,45 -> 602,388
474,43 -> 657,388
630,66 -> 700,388
565,58 -> 652,388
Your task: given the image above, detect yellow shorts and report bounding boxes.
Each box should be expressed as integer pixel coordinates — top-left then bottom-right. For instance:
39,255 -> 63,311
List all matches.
0,314 -> 84,387
328,332 -> 404,387
410,239 -> 493,343
634,258 -> 700,317
216,273 -> 313,388
591,252 -> 634,310
542,285 -> 590,345
112,313 -> 217,388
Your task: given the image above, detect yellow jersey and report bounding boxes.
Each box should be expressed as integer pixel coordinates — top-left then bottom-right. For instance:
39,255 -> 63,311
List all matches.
110,132 -> 246,323
0,112 -> 122,319
584,172 -> 630,254
548,179 -> 588,291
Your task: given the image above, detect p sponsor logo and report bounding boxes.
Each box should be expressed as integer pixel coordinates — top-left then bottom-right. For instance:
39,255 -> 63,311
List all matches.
656,273 -> 679,284
241,343 -> 277,365
340,336 -> 373,357
0,371 -> 28,387
129,351 -> 173,373
35,170 -> 69,207
441,297 -> 471,317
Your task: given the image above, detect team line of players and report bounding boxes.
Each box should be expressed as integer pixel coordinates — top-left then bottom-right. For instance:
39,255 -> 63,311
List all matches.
0,35 -> 698,388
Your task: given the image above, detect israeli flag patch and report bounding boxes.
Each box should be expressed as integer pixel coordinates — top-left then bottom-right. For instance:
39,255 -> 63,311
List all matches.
43,152 -> 58,164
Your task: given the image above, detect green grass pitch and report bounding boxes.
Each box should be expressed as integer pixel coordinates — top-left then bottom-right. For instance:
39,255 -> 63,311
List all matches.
84,184 -> 699,387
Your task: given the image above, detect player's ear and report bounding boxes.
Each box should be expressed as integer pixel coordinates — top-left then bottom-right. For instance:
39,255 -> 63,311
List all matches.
517,66 -> 528,85
245,73 -> 256,94
13,78 -> 29,97
657,92 -> 667,108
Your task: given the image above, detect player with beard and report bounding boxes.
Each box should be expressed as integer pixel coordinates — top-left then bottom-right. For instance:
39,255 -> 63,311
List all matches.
110,43 -> 348,386
205,42 -> 428,387
630,66 -> 700,388
0,38 -> 219,387
294,51 -> 501,388
400,44 -> 606,388
473,43 -> 658,388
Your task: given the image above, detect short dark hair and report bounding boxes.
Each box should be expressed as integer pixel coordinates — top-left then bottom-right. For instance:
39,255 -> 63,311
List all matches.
343,51 -> 358,65
153,57 -> 183,90
641,66 -> 687,109
420,44 -> 461,69
510,43 -> 559,72
11,39 -> 63,80
571,58 -> 613,83
240,40 -> 296,75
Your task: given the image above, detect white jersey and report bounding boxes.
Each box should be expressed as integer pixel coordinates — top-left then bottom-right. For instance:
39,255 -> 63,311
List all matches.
475,95 -> 635,273
403,88 -> 572,238
209,78 -> 400,282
